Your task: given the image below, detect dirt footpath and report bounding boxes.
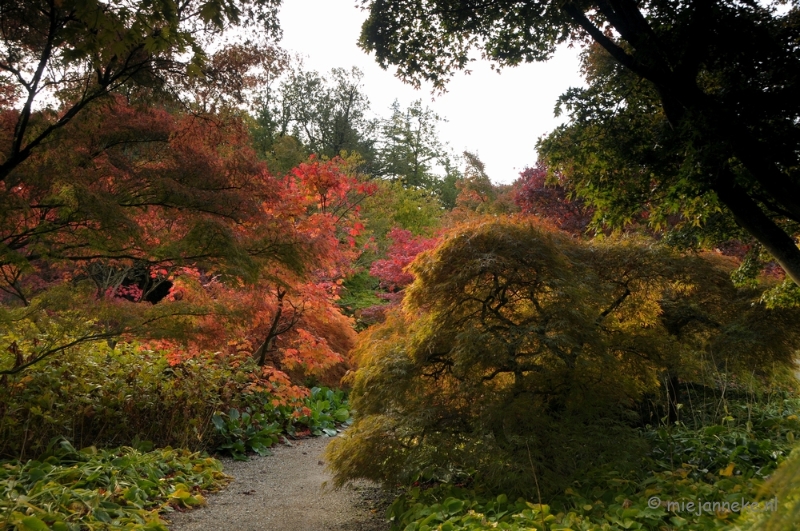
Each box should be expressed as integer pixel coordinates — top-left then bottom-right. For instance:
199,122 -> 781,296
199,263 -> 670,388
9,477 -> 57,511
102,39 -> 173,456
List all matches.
167,435 -> 389,531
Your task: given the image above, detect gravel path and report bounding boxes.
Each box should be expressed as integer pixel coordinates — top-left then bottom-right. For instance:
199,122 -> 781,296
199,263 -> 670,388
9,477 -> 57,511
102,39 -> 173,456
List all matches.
166,435 -> 390,531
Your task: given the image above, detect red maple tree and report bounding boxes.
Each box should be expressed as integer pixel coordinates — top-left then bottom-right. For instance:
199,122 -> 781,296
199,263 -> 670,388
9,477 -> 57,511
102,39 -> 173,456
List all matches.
513,163 -> 593,236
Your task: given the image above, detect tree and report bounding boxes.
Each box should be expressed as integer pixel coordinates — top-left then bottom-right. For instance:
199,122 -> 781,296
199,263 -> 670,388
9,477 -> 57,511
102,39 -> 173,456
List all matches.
378,100 -> 445,187
0,96 -> 308,376
173,155 -> 369,388
0,2 -> 369,422
0,0 -> 281,183
0,97 -> 288,296
337,181 -> 444,324
369,226 -> 439,300
513,163 -> 593,236
451,151 -> 517,216
358,0 -> 800,286
361,180 -> 443,240
327,218 -> 800,498
0,96 -> 370,386
375,99 -> 461,206
255,66 -> 379,170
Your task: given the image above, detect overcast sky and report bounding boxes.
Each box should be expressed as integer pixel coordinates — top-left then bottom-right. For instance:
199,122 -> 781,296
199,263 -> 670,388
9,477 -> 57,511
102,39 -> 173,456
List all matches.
278,0 -> 585,184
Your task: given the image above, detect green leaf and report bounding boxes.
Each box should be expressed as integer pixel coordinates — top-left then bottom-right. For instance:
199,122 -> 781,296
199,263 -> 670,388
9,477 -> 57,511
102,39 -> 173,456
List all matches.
250,442 -> 271,456
19,517 -> 50,531
93,509 -> 111,523
669,515 -> 688,527
704,425 -> 727,436
444,498 -> 464,514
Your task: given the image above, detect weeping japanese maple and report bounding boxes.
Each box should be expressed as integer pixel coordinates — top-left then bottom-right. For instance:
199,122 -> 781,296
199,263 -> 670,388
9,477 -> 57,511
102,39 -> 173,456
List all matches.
327,218 -> 800,498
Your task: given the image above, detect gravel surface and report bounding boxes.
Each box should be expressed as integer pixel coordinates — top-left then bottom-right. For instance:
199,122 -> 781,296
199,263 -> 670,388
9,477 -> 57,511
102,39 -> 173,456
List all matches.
166,435 -> 390,531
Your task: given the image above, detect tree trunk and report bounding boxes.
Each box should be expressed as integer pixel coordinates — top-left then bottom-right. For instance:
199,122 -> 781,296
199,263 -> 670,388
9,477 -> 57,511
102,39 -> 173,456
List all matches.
255,288 -> 286,366
714,179 -> 800,287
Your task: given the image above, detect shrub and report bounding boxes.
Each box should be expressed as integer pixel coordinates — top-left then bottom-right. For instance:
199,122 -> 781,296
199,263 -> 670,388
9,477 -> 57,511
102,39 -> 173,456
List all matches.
327,218 -> 800,499
0,339 -> 257,460
209,386 -> 352,460
211,408 -> 282,460
386,394 -> 800,531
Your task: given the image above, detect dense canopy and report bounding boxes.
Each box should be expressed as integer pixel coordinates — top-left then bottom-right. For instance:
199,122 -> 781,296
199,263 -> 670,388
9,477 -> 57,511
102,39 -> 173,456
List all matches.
359,0 -> 800,285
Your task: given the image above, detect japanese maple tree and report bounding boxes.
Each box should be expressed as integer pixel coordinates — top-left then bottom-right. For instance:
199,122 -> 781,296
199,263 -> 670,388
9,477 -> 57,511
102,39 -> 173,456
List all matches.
513,163 -> 593,236
369,227 -> 439,304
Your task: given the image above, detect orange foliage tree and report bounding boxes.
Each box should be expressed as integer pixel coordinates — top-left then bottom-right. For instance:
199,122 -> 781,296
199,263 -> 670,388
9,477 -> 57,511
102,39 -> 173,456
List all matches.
1,93 -> 372,399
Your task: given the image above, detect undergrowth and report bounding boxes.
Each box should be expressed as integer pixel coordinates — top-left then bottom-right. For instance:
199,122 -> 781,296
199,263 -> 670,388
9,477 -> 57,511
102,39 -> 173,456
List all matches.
386,390 -> 800,531
0,340 -> 354,527
0,341 -> 250,460
211,386 -> 352,460
0,439 -> 229,531
0,340 -> 352,462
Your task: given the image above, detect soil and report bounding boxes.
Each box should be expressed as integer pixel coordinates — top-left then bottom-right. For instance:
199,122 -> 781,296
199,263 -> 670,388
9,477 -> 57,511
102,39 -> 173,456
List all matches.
166,435 -> 391,531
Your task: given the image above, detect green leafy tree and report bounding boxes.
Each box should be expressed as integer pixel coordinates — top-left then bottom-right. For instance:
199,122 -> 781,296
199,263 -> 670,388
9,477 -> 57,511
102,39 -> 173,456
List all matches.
327,218 -> 800,498
361,180 -> 442,241
378,100 -> 445,187
338,179 -> 443,323
254,66 -> 379,171
376,99 -> 460,206
358,0 -> 800,286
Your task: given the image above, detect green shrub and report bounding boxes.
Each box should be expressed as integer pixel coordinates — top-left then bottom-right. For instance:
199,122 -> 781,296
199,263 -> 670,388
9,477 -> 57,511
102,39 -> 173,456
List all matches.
0,326 -> 354,462
327,219 -> 800,500
296,386 -> 352,436
0,340 -> 253,460
209,386 -> 352,459
736,446 -> 800,530
211,408 -> 282,460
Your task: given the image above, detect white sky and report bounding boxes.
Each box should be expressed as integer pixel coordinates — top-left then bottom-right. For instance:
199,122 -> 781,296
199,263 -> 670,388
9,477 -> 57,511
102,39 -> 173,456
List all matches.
278,0 -> 585,184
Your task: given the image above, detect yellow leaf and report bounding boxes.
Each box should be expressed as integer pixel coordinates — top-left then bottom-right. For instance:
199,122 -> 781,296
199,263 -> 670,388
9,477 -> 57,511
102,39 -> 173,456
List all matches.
719,463 -> 735,477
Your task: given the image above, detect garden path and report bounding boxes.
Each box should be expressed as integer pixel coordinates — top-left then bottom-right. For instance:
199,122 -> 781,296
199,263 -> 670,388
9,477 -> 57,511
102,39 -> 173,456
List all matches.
167,435 -> 389,531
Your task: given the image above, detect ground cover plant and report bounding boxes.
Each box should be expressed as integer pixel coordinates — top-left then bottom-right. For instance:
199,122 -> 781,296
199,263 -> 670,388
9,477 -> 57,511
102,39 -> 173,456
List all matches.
383,392 -> 800,531
0,338 -> 354,527
0,439 -> 229,531
210,386 -> 352,460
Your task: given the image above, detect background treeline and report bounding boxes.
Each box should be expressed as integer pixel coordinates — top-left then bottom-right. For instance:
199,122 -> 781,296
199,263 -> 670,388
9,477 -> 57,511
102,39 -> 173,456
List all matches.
251,63 -> 460,205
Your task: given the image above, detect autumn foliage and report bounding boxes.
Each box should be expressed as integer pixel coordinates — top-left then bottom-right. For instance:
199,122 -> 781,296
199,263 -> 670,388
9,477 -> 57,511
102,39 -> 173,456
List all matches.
328,218 -> 800,497
513,163 -> 593,235
370,227 -> 439,298
0,90 -> 373,406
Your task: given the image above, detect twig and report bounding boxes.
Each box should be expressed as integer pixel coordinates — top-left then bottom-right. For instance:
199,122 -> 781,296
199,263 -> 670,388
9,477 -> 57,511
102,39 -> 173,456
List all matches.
525,440 -> 546,530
